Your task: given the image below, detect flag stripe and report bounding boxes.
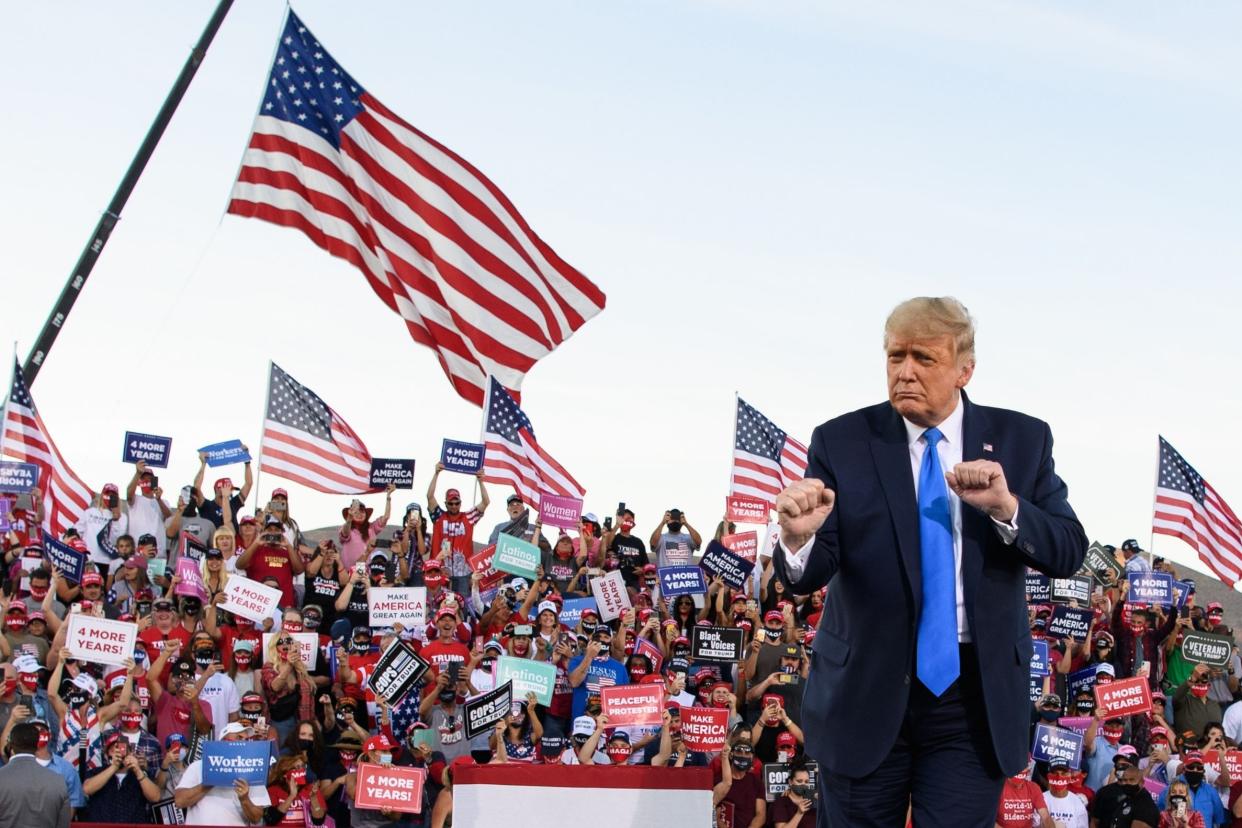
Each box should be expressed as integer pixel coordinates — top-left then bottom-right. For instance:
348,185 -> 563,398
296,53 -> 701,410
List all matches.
1153,436 -> 1242,588
729,398 -> 808,506
480,377 -> 583,508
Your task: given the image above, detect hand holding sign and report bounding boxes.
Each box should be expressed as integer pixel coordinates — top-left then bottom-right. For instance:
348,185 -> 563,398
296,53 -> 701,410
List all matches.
775,480 -> 834,549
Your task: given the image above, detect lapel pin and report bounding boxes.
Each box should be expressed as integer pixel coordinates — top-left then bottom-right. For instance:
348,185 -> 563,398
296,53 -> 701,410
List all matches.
982,443 -> 993,452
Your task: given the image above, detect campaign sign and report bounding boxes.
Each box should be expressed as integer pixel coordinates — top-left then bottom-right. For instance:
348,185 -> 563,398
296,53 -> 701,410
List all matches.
66,614 -> 139,666
659,566 -> 707,597
202,740 -> 270,785
634,636 -> 664,674
1046,606 -> 1093,642
725,495 -> 769,525
180,531 -> 207,563
1029,673 -> 1046,703
0,497 -> 10,532
699,540 -> 755,590
538,493 -> 583,530
493,534 -> 540,579
1094,676 -> 1153,717
465,681 -> 513,740
43,538 -> 86,584
220,576 -> 282,623
494,656 -> 556,706
1057,716 -> 1093,735
691,626 -> 745,663
1051,576 -> 1092,604
468,545 -> 506,591
681,707 -> 730,752
441,439 -> 485,474
369,458 -> 415,490
601,683 -> 664,728
353,762 -> 426,814
366,639 -> 430,705
0,461 -> 38,494
1084,541 -> 1123,585
1204,749 -> 1242,779
590,570 -> 632,621
1181,632 -> 1233,668
1030,640 -> 1050,677
369,587 -> 427,630
1067,666 -> 1098,701
762,761 -> 820,802
198,440 -> 250,467
1172,580 -> 1192,609
1025,573 -> 1051,604
1031,724 -> 1084,770
720,532 -> 759,564
1128,572 -> 1174,608
261,633 -> 320,670
122,431 -> 172,468
558,597 -> 597,628
174,556 -> 208,600
147,558 -> 167,580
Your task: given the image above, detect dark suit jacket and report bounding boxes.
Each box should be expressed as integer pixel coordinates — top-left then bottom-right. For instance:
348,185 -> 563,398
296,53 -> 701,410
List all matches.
773,393 -> 1086,778
0,754 -> 72,828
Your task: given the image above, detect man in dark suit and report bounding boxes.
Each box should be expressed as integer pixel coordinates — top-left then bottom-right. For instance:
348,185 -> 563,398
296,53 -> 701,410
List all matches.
0,722 -> 72,828
773,297 -> 1086,828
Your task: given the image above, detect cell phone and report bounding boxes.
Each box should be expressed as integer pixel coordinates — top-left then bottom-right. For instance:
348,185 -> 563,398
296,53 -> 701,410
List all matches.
617,502 -> 626,515
263,533 -> 281,544
1179,605 -> 1190,619
256,715 -> 266,731
604,516 -> 613,530
385,556 -> 398,583
180,486 -> 193,503
375,538 -> 392,550
104,493 -> 118,509
669,508 -> 682,521
354,561 -> 367,578
777,673 -> 800,686
447,662 -> 460,683
513,624 -> 533,636
149,475 -> 159,489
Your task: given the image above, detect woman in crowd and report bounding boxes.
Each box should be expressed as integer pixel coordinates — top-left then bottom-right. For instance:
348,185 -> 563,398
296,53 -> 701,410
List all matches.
770,758 -> 818,828
282,718 -> 328,778
339,488 -> 394,569
266,752 -> 329,827
497,692 -> 543,762
1160,779 -> 1205,828
212,524 -> 240,570
261,632 -> 316,745
199,546 -> 230,602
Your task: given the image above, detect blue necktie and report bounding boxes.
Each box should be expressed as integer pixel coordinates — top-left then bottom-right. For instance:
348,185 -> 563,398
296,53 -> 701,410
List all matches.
916,427 -> 959,696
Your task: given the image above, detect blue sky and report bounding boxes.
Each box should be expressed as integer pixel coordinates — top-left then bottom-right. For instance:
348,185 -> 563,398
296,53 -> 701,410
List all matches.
2,2 -> 1239,581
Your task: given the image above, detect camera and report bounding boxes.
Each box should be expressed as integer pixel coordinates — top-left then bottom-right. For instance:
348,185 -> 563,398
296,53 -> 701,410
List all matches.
669,508 -> 682,521
263,533 -> 281,544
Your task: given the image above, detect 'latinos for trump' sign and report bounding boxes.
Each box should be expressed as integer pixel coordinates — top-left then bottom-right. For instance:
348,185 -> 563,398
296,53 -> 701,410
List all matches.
494,656 -> 556,706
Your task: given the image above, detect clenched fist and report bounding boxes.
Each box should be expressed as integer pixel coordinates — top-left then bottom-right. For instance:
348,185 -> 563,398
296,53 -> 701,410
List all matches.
944,460 -> 1017,522
776,479 -> 835,550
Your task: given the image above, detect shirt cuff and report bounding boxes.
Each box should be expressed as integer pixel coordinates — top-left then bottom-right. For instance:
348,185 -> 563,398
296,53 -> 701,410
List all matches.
782,536 -> 816,579
991,502 -> 1020,545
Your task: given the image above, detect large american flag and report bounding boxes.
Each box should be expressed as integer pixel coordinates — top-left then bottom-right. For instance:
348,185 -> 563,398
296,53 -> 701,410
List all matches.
0,359 -> 92,537
481,377 -> 583,509
730,397 -> 808,504
1152,436 -> 1242,587
228,11 -> 606,407
258,363 -> 377,495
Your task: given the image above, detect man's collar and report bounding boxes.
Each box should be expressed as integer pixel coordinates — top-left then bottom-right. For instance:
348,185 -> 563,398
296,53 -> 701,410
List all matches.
901,394 -> 964,446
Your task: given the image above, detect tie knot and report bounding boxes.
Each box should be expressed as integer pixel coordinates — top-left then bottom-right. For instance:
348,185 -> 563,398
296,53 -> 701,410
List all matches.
923,427 -> 944,447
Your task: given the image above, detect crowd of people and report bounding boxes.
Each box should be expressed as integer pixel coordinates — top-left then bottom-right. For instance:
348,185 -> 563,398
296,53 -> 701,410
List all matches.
1,453 -> 1240,828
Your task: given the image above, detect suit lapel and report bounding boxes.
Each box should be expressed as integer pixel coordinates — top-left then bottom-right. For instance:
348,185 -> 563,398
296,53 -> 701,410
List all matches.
960,392 -> 994,636
870,405 -> 922,612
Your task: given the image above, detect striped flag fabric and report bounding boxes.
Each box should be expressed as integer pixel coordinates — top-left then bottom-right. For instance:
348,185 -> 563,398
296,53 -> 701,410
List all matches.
1152,436 -> 1242,586
730,397 -> 808,505
258,363 -> 377,495
0,359 -> 92,537
480,377 -> 583,509
228,11 -> 606,407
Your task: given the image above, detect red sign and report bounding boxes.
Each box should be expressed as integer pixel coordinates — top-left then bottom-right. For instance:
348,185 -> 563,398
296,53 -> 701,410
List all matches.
600,683 -> 664,727
353,762 -> 426,813
725,495 -> 769,525
468,546 -> 505,591
1203,749 -> 1242,777
681,706 -> 729,752
635,637 -> 663,674
720,531 -> 758,563
1093,676 -> 1152,717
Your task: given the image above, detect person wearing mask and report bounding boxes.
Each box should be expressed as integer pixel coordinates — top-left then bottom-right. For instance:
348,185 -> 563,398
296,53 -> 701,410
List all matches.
1155,751 -> 1227,828
138,598 -> 193,685
262,633 -> 315,745
770,758 -> 818,828
174,721 -> 269,825
264,752 -> 328,827
148,656 -> 214,747
1160,779 -> 1206,828
427,467 -> 488,597
164,487 -> 216,550
302,539 -> 346,629
1175,665 -> 1224,741
1085,711 -> 1128,793
650,509 -> 702,568
1044,759 -> 1089,827
418,667 -> 470,763
235,515 -> 305,607
0,722 -> 71,828
567,628 -> 628,720
1092,751 -> 1161,827
156,733 -> 189,801
604,507 -> 648,591
80,731 -> 163,823
74,484 -> 128,574
996,762 -> 1054,828
0,658 -> 58,743
343,733 -> 408,828
713,738 -> 765,828
107,698 -> 163,777
48,656 -> 135,771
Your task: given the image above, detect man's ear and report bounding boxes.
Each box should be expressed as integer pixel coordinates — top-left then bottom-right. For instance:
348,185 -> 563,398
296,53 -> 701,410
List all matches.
956,358 -> 976,389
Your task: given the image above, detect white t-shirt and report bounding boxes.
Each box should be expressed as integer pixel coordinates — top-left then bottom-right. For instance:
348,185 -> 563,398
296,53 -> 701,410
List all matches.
75,507 -> 128,565
128,495 -> 169,556
1045,791 -> 1088,828
196,673 -> 241,739
177,758 -> 271,826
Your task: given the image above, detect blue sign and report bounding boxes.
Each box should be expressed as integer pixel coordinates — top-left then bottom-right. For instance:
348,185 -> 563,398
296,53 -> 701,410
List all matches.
1025,573 -> 1051,604
1129,572 -> 1174,608
44,538 -> 86,585
0,461 -> 38,494
202,740 -> 270,785
558,597 -> 597,628
659,566 -> 706,597
1031,723 -> 1084,770
699,540 -> 755,590
123,431 -> 172,468
1172,579 -> 1192,609
1067,666 -> 1097,701
198,439 -> 250,467
1030,640 -> 1050,677
1029,673 -> 1045,702
441,439 -> 485,474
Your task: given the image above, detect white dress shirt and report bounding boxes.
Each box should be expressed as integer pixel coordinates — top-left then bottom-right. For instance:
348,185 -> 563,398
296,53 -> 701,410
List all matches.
783,397 -> 1019,642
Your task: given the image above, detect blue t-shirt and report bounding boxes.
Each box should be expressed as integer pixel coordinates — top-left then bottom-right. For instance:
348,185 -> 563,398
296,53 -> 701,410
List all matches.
567,654 -> 628,719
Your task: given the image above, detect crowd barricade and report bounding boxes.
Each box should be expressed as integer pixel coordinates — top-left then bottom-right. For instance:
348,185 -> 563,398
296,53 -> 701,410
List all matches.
454,763 -> 714,827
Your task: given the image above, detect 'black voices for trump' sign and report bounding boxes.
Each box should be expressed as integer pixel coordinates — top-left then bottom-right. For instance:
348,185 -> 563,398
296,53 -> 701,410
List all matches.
692,626 -> 745,662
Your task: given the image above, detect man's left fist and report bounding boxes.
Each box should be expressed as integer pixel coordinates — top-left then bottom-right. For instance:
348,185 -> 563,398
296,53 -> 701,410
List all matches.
945,460 -> 1018,522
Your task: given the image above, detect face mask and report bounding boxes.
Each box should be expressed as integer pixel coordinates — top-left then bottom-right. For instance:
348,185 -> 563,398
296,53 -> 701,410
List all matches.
19,674 -> 38,693
235,618 -> 254,630
303,616 -> 321,631
194,650 -> 214,669
789,783 -> 815,798
605,745 -> 631,764
169,748 -> 184,763
234,651 -> 253,668
1075,699 -> 1094,713
776,750 -> 793,763
121,712 -> 143,730
1039,709 -> 1060,721
438,689 -> 456,703
378,753 -> 393,766
28,586 -> 48,600
1047,776 -> 1072,791
351,640 -> 371,654
68,692 -> 90,708
1184,771 -> 1205,787
668,522 -> 682,533
730,755 -> 752,771
764,629 -> 782,641
283,621 -> 303,633
288,768 -> 308,787
1171,795 -> 1188,807
298,738 -> 315,752
1191,684 -> 1210,698
5,618 -> 26,632
340,751 -> 357,770
1119,781 -> 1141,795
36,730 -> 50,749
1102,729 -> 1123,744
620,520 -> 635,532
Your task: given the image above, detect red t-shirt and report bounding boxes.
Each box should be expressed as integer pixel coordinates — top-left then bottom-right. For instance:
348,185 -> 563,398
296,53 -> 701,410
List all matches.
996,780 -> 1047,828
430,510 -> 481,561
341,652 -> 380,703
153,687 -> 213,745
242,544 -> 297,606
265,786 -> 325,827
421,640 -> 470,672
139,626 -> 192,684
218,625 -> 264,670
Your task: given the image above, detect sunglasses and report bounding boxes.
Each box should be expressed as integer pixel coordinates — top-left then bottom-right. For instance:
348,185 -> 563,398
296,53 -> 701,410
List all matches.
277,638 -> 295,646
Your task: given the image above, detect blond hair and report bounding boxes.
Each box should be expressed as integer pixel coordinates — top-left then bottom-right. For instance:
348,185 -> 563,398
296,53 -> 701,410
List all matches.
884,296 -> 976,364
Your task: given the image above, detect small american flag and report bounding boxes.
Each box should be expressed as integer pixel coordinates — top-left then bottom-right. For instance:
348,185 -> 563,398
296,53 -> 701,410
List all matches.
258,363 -> 377,494
0,359 -> 92,537
730,397 -> 808,505
228,11 -> 605,407
1152,436 -> 1242,586
481,377 -> 583,509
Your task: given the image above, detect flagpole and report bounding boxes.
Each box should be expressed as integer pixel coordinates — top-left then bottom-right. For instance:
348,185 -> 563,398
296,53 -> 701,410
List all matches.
726,392 -> 739,502
22,0 -> 235,386
252,361 -> 274,514
1148,436 -> 1161,566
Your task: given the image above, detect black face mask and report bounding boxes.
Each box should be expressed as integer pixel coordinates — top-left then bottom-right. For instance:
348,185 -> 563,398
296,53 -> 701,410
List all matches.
438,689 -> 456,703
298,738 -> 315,752
1039,709 -> 1060,721
789,783 -> 816,798
1075,699 -> 1094,713
730,756 -> 752,770
764,629 -> 782,641
1184,770 -> 1205,788
1119,782 -> 1141,795
668,522 -> 683,533
67,692 -> 90,708
194,650 -> 215,669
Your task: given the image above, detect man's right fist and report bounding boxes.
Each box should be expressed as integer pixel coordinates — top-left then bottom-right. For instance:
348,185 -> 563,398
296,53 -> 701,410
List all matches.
776,479 -> 835,550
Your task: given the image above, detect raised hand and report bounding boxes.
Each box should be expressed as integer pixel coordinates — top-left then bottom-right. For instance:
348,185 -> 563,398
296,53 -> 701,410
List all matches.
945,460 -> 1018,522
776,479 -> 835,549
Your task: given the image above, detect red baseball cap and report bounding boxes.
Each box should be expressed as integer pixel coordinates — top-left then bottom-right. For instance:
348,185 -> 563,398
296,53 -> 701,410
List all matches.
764,610 -> 784,623
272,488 -> 289,499
364,733 -> 398,753
445,489 -> 462,502
776,732 -> 797,747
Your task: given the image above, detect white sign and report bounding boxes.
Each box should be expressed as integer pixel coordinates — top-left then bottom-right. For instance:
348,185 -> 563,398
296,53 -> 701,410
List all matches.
369,587 -> 427,629
66,613 -> 139,666
220,576 -> 283,623
260,632 -> 320,670
590,570 -> 632,622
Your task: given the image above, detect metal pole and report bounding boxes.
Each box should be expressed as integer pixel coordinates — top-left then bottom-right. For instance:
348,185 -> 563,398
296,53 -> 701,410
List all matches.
22,0 -> 235,384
